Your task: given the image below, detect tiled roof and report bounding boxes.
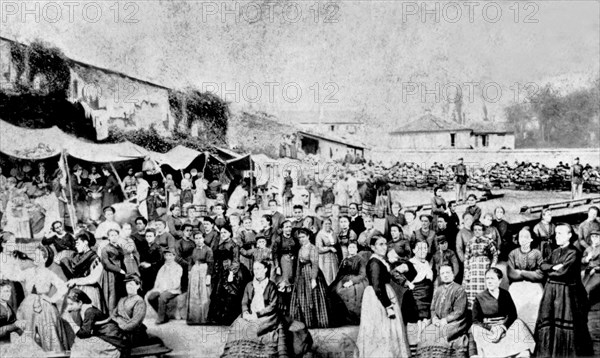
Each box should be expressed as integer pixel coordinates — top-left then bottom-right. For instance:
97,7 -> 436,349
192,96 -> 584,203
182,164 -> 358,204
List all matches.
391,113 -> 470,134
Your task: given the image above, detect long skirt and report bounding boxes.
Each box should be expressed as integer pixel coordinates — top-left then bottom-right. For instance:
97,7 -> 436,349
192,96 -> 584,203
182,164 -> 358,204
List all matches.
89,197 -> 103,222
463,256 -> 491,308
123,254 -> 140,275
472,319 -> 535,357
277,255 -> 295,288
318,252 -> 338,286
187,263 -> 211,325
70,336 -> 120,358
535,281 -> 594,357
101,270 -> 121,313
355,285 -> 411,358
509,281 -> 543,332
331,276 -> 368,325
290,264 -> 331,328
417,323 -> 469,358
0,330 -> 47,357
412,280 -> 433,320
221,316 -> 287,358
16,294 -> 71,352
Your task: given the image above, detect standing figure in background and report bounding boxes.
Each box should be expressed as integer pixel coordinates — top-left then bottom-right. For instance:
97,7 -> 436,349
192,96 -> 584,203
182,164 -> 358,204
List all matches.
180,173 -> 194,208
164,174 -> 179,210
101,166 -> 120,210
193,174 -> 208,206
147,180 -> 166,222
430,186 -> 447,232
454,158 -> 468,204
281,170 -> 294,217
122,168 -> 137,200
533,209 -> 555,259
135,173 -> 150,220
571,157 -> 584,199
333,173 -> 349,208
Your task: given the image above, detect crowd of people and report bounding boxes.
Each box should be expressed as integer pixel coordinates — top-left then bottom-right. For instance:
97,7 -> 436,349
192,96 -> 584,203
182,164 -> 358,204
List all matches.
0,156 -> 599,358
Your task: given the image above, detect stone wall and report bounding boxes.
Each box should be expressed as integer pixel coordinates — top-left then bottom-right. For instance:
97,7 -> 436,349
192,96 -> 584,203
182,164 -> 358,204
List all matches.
369,148 -> 600,167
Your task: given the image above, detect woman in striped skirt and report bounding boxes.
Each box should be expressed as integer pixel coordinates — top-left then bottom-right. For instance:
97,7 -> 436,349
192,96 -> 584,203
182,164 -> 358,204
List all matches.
290,228 -> 332,328
462,221 -> 498,309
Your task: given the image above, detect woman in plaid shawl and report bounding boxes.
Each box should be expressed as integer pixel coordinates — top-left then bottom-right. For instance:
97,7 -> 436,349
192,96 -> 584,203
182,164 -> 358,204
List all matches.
462,221 -> 498,309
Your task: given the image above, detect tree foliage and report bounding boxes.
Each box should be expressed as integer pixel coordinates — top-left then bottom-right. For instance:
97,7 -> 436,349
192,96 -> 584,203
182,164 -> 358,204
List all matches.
505,79 -> 600,148
169,88 -> 229,146
105,126 -> 216,154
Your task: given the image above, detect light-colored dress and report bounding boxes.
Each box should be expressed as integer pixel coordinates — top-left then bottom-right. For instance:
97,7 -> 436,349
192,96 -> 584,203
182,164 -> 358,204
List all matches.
16,267 -> 71,353
507,248 -> 544,332
315,229 -> 339,285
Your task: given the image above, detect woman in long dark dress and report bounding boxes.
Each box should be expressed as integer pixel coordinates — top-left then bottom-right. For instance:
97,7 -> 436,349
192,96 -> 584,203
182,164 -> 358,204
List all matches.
356,236 -> 410,357
289,228 -> 332,328
187,232 -> 214,325
535,223 -> 593,357
101,166 -> 121,210
329,241 -> 367,325
272,220 -> 297,292
221,260 -> 289,358
472,268 -> 535,358
100,229 -> 126,313
67,289 -> 127,358
208,227 -> 250,325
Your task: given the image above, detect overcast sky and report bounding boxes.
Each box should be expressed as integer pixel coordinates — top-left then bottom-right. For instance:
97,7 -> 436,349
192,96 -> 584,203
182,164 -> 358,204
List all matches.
3,0 -> 599,127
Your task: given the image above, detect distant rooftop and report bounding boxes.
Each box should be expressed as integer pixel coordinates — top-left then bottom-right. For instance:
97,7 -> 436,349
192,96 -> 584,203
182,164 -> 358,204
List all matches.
469,121 -> 515,134
280,109 -> 363,124
391,113 -> 470,134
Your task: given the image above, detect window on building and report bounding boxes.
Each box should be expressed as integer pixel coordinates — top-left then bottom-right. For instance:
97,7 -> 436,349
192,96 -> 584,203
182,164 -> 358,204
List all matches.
329,148 -> 333,158
330,125 -> 335,132
450,133 -> 456,147
482,135 -> 488,147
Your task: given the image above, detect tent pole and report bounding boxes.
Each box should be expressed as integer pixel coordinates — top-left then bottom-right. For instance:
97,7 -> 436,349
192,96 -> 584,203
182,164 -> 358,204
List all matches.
109,162 -> 126,200
249,159 -> 254,204
62,151 -> 77,230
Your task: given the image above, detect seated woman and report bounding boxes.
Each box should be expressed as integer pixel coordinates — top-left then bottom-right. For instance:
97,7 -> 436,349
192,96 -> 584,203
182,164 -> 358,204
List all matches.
289,228 -> 333,328
222,260 -> 288,358
329,241 -> 368,325
110,273 -> 166,355
582,230 -> 600,309
13,249 -> 71,353
417,265 -> 469,358
0,280 -> 24,343
67,289 -> 127,358
471,268 -> 535,358
0,234 -> 25,311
